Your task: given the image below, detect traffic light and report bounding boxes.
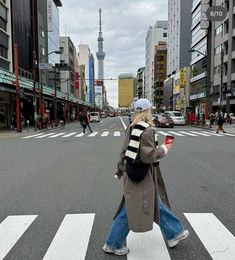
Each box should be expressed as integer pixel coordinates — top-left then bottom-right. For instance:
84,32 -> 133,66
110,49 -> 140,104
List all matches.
55,63 -> 70,70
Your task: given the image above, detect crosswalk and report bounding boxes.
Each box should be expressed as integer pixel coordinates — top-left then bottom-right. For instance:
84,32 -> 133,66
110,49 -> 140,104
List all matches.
0,213 -> 234,259
22,130 -> 235,139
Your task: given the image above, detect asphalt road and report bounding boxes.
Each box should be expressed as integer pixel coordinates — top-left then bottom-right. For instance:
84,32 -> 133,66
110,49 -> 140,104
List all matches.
0,117 -> 235,260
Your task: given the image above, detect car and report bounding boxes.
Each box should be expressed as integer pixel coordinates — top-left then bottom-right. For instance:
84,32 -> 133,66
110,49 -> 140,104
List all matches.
165,111 -> 186,125
90,112 -> 100,122
109,112 -> 116,117
100,112 -> 107,118
153,113 -> 174,128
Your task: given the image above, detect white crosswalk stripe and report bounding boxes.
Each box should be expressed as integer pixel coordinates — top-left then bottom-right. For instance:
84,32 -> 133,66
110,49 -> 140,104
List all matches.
43,214 -> 95,260
0,215 -> 37,259
167,131 -> 184,136
217,132 -> 235,137
61,132 -> 77,138
178,131 -> 198,136
35,133 -> 56,138
157,131 -> 169,136
48,133 -> 67,138
201,131 -> 224,136
189,131 -> 211,136
1,213 -> 235,259
101,131 -> 109,136
75,133 -> 84,137
22,133 -> 44,139
114,131 -> 121,136
88,132 -> 98,137
127,224 -> 171,260
185,213 -> 235,260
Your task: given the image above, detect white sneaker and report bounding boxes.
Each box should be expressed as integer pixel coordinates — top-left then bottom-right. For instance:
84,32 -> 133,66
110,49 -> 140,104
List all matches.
167,229 -> 189,248
103,243 -> 129,255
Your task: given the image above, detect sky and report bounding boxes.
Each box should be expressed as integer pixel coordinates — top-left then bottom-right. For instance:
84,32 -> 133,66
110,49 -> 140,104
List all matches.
60,0 -> 168,108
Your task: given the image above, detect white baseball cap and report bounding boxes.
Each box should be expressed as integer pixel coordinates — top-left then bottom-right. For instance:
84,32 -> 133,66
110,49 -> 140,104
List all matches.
134,98 -> 152,112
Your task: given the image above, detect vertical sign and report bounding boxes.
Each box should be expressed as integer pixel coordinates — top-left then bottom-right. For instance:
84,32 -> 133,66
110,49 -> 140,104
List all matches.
47,0 -> 53,32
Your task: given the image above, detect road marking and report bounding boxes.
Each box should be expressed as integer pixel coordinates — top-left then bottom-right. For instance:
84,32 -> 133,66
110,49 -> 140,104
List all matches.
35,133 -> 56,138
119,116 -> 127,130
201,131 -> 224,136
48,133 -> 67,138
22,133 -> 44,139
62,132 -> 77,138
219,132 -> 235,137
157,131 -> 169,136
127,223 -> 171,260
101,131 -> 109,137
43,214 -> 95,260
88,132 -> 98,137
0,215 -> 37,259
114,131 -> 121,136
167,131 -> 184,136
75,133 -> 84,137
179,131 -> 198,136
184,213 -> 235,260
189,131 -> 211,136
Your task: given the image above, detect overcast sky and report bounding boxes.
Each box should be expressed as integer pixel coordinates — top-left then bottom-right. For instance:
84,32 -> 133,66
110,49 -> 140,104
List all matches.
60,0 -> 168,108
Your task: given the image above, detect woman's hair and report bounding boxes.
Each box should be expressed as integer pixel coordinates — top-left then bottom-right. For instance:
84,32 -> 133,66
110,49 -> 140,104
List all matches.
130,108 -> 154,127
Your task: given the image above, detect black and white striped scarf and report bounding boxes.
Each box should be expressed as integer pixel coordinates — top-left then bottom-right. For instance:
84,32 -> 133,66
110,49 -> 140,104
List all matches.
125,121 -> 159,162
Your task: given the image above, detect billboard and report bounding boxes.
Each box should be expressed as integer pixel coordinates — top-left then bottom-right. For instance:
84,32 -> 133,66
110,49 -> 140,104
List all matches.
95,86 -> 102,93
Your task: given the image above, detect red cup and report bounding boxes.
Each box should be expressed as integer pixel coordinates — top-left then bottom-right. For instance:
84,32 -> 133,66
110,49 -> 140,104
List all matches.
165,135 -> 175,145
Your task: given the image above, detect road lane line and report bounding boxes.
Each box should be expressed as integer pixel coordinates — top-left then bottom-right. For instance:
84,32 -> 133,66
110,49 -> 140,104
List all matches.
184,213 -> 235,260
75,133 -> 84,137
190,131 -> 211,136
127,223 -> 171,260
48,133 -> 66,138
114,131 -> 121,136
179,131 -> 197,136
0,215 -> 38,259
35,133 -> 56,138
22,133 -> 44,139
61,132 -> 77,138
43,214 -> 95,260
101,131 -> 109,137
201,131 -> 224,136
119,116 -> 127,130
88,132 -> 98,137
167,131 -> 184,136
157,131 -> 169,136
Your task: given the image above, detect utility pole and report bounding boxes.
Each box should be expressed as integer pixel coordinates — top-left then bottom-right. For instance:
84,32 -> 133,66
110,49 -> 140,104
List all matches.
33,50 -> 38,131
54,66 -> 57,125
13,44 -> 21,132
219,48 -> 224,111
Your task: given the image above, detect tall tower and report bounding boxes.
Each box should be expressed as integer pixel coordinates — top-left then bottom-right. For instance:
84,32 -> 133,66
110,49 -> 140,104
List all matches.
96,9 -> 105,80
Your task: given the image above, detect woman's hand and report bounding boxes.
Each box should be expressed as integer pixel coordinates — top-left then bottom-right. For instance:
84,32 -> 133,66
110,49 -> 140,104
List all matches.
165,143 -> 173,150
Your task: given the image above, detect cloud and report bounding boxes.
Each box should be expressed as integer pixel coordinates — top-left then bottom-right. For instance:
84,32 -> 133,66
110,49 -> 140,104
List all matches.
60,0 -> 168,107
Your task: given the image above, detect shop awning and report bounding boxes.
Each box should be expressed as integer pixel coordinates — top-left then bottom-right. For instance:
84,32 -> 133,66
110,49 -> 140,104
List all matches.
0,85 -> 16,93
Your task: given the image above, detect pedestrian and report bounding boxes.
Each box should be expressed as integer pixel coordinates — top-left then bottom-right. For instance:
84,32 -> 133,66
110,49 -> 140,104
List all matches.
83,111 -> 93,133
209,112 -> 215,128
10,113 -> 16,130
103,98 -> 189,256
216,112 -> 226,133
79,111 -> 84,127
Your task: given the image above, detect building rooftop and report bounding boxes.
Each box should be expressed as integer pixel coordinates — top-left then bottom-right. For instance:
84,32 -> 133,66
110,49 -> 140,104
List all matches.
118,73 -> 136,79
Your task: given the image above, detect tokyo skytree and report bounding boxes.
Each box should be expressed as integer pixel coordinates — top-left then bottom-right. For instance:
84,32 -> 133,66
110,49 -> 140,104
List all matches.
96,9 -> 105,80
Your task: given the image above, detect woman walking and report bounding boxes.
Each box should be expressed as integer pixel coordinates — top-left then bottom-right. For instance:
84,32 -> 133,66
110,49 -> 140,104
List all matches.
216,112 -> 226,133
103,98 -> 189,256
82,111 -> 93,134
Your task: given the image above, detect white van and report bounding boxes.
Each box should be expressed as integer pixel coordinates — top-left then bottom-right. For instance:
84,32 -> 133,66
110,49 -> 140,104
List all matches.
165,111 -> 186,125
90,112 -> 100,122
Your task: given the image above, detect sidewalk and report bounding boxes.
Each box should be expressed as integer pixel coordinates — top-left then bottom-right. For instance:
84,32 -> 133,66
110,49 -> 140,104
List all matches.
188,123 -> 235,134
0,121 -> 78,136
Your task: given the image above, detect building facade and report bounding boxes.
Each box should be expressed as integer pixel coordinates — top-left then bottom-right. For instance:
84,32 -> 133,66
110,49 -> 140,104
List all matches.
154,41 -> 167,110
118,73 -> 136,108
136,67 -> 145,98
167,0 -> 192,75
145,21 -> 168,102
210,0 -> 235,114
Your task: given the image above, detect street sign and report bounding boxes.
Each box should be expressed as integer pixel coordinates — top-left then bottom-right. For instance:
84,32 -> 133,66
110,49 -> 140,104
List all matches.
39,63 -> 53,70
206,6 -> 227,22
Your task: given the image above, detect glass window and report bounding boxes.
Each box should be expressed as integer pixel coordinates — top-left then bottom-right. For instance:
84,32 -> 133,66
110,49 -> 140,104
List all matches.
0,44 -> 7,58
163,32 -> 167,37
215,24 -> 223,36
0,16 -> 6,31
215,44 -> 222,55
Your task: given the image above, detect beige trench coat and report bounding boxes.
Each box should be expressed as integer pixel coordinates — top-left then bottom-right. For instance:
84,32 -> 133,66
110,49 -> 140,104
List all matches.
115,125 -> 170,232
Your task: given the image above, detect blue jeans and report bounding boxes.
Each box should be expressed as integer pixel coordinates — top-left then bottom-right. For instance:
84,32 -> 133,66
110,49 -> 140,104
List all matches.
105,196 -> 184,249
